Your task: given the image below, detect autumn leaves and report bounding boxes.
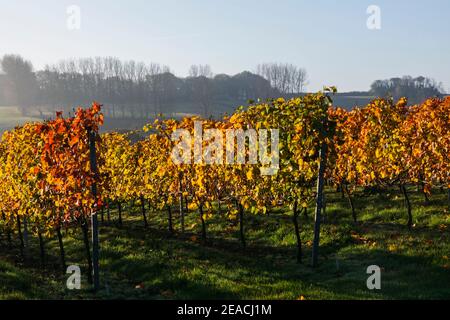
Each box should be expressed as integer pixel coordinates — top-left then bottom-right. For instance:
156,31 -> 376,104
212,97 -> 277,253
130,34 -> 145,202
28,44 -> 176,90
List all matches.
0,103 -> 103,267
0,93 -> 449,269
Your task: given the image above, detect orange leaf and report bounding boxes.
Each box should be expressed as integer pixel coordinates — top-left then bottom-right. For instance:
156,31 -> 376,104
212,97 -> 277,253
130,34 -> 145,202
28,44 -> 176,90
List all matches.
69,135 -> 79,147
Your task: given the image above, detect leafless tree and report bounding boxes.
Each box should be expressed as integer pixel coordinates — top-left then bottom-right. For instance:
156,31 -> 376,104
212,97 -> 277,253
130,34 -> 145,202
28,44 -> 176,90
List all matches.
189,64 -> 213,78
256,62 -> 308,94
188,65 -> 214,116
1,55 -> 313,121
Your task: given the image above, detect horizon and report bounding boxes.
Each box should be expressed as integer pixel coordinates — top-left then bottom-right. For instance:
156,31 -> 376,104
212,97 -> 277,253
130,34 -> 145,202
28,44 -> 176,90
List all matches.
1,55 -> 444,95
0,54 -> 446,94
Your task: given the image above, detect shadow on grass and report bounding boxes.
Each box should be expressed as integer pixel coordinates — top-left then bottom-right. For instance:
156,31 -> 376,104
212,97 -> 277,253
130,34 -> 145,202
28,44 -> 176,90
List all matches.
0,187 -> 448,299
314,249 -> 450,299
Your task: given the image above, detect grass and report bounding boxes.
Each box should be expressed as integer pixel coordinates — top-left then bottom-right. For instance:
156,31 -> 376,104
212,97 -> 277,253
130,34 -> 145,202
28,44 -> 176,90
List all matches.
0,187 -> 449,300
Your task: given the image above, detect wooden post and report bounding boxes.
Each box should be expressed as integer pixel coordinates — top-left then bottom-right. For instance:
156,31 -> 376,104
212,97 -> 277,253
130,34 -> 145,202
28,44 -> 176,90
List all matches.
447,187 -> 450,211
38,232 -> 45,267
1,212 -> 11,248
238,203 -> 246,248
17,215 -> 24,259
179,173 -> 185,233
106,199 -> 111,223
117,202 -> 123,227
141,195 -> 148,228
312,115 -> 329,268
56,227 -> 66,273
23,216 -> 29,261
167,205 -> 174,234
292,201 -> 302,264
81,219 -> 93,285
199,204 -> 207,243
88,128 -> 100,291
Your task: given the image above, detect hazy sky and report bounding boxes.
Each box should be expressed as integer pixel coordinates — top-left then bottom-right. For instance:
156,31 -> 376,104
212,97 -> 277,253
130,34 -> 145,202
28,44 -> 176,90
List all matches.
1,0 -> 449,92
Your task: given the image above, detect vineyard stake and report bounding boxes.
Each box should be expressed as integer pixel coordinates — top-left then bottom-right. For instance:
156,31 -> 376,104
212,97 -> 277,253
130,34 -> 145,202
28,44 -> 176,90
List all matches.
88,128 -> 100,291
179,172 -> 185,233
312,139 -> 327,268
447,188 -> 450,211
23,215 -> 29,261
312,97 -> 331,268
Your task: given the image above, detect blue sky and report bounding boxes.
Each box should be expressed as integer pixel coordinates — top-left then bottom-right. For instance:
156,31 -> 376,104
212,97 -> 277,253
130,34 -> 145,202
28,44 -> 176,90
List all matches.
1,0 -> 449,92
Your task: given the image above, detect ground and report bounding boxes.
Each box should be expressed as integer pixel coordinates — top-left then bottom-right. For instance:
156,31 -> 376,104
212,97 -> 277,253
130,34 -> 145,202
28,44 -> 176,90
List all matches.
0,187 -> 449,300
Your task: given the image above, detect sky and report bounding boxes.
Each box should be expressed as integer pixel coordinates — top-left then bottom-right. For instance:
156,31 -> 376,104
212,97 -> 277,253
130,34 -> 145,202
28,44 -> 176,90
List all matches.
1,0 -> 449,92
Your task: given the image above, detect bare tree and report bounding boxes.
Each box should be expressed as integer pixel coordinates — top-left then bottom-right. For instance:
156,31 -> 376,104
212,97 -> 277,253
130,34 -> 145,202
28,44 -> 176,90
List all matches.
188,65 -> 214,117
3,55 -> 314,122
292,67 -> 308,94
256,62 -> 308,94
189,64 -> 213,78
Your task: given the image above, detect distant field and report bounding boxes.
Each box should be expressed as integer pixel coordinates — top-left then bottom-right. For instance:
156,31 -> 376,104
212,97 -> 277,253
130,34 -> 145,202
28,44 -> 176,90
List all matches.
0,106 -> 43,134
0,106 -> 201,135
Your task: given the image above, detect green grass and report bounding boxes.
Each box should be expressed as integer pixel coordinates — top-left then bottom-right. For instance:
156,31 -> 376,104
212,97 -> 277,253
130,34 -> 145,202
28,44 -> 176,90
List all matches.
0,187 -> 449,300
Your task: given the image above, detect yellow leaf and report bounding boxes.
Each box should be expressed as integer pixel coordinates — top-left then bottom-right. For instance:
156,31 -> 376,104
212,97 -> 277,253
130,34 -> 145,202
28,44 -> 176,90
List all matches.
388,244 -> 397,252
375,148 -> 381,159
188,203 -> 198,211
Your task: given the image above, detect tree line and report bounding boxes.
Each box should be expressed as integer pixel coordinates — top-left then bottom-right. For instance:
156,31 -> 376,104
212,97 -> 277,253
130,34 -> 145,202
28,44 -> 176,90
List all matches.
370,76 -> 444,104
0,55 -> 308,119
0,54 -> 445,120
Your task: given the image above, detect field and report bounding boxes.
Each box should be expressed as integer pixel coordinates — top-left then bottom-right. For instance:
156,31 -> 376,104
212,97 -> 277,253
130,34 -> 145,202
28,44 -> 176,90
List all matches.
1,187 -> 449,300
0,106 -> 43,134
0,106 -> 196,135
